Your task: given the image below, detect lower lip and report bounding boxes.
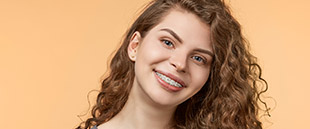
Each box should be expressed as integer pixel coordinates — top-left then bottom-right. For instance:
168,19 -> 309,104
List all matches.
154,71 -> 184,92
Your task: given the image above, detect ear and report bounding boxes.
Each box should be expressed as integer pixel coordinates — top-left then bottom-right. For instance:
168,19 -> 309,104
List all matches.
127,31 -> 141,62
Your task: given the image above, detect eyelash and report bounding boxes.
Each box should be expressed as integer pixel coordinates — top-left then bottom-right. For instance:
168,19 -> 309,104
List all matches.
162,39 -> 174,48
160,39 -> 207,65
192,56 -> 207,64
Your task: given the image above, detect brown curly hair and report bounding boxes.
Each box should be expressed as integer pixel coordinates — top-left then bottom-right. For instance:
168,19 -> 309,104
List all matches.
77,0 -> 269,128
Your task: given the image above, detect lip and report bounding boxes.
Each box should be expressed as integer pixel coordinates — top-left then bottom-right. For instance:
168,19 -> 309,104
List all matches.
154,69 -> 186,89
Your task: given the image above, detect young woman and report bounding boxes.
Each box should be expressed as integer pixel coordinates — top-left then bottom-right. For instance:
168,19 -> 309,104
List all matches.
77,0 -> 269,129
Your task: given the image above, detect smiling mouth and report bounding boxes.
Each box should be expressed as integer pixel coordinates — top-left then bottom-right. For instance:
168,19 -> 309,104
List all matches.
155,71 -> 183,88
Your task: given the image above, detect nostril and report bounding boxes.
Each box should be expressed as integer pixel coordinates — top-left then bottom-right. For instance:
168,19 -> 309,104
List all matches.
170,63 -> 176,68
169,55 -> 187,73
170,62 -> 186,73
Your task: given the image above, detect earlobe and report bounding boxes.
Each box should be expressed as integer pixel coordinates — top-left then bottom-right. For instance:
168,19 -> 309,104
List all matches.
128,31 -> 141,61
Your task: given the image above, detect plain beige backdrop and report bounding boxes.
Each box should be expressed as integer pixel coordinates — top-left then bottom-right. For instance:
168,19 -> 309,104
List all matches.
0,0 -> 309,129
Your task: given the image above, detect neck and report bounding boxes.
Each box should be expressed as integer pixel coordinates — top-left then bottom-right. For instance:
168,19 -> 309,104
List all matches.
105,84 -> 177,129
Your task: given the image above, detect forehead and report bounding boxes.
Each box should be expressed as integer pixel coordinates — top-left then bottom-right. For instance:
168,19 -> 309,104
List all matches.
148,8 -> 212,51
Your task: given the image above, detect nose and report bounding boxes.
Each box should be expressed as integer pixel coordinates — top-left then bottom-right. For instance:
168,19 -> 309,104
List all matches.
169,51 -> 187,73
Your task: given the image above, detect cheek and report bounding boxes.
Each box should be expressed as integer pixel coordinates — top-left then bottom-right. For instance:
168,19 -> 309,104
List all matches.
191,68 -> 211,88
137,40 -> 169,63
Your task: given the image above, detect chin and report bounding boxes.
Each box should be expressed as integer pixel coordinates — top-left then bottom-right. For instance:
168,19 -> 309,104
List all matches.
146,87 -> 187,108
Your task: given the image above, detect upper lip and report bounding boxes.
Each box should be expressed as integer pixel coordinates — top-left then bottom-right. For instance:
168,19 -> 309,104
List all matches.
154,69 -> 186,87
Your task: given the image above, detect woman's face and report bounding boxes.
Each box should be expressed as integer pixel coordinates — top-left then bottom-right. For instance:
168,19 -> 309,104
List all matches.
128,9 -> 213,108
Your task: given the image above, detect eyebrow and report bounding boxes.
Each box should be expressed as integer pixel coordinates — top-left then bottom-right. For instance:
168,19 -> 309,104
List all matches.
160,28 -> 183,43
194,48 -> 214,58
160,28 -> 214,57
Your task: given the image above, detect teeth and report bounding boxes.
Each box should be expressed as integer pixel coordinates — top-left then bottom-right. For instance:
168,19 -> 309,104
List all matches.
155,72 -> 183,88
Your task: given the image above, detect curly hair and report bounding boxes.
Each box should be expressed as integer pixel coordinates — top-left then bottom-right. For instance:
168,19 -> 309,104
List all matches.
77,0 -> 269,128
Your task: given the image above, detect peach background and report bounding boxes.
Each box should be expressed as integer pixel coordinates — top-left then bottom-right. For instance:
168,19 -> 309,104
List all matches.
0,0 -> 309,129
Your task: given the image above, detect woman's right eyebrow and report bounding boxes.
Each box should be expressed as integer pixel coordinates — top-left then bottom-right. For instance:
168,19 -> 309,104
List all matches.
159,28 -> 183,43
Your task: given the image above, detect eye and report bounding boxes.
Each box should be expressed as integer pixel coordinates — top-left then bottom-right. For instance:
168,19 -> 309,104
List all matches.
192,56 -> 206,64
162,39 -> 174,47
